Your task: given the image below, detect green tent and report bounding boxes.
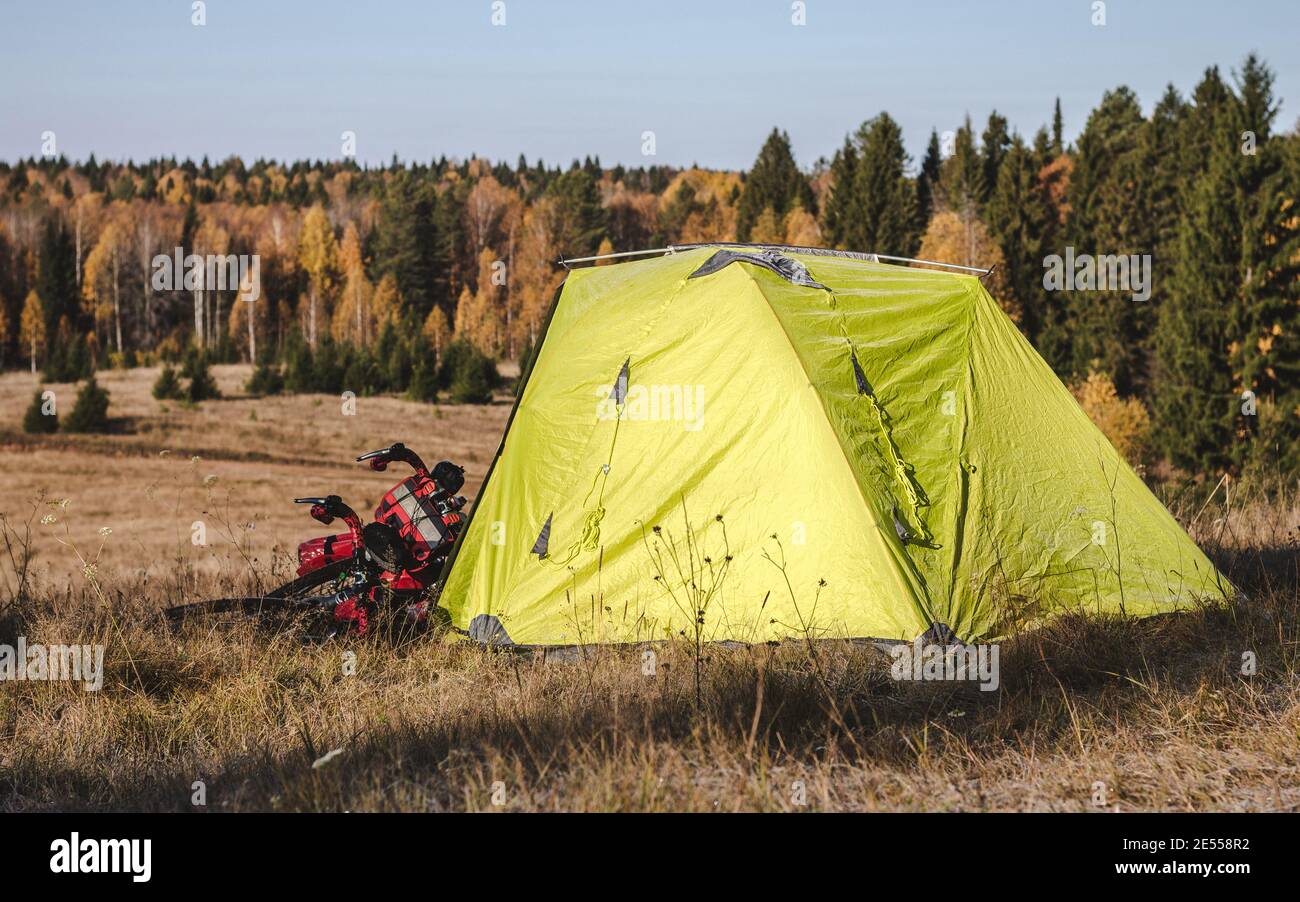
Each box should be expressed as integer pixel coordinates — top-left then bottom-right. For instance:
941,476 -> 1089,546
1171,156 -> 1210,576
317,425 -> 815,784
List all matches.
440,246 -> 1228,647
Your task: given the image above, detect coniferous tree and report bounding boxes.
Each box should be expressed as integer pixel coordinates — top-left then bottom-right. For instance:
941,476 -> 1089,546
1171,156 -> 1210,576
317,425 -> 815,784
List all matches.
735,128 -> 815,242
374,171 -> 439,317
821,136 -> 861,249
980,112 -> 1012,205
63,376 -> 111,433
938,116 -> 985,216
152,364 -> 183,400
986,136 -> 1050,344
181,346 -> 221,401
823,114 -> 919,255
1227,56 -> 1300,469
915,129 -> 942,234
547,168 -> 607,258
1151,68 -> 1239,473
1065,87 -> 1153,394
1051,98 -> 1065,155
22,388 -> 57,434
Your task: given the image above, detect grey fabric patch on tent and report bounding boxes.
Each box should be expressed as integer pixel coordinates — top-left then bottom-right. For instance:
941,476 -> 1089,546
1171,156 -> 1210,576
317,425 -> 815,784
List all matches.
918,621 -> 962,645
891,504 -> 913,544
468,614 -> 514,646
689,249 -> 827,289
609,358 -> 630,404
531,513 -> 552,558
850,348 -> 872,395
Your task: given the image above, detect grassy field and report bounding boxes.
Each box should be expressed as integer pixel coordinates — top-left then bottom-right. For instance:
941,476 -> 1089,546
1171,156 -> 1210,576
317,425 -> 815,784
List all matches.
1,365 -> 1297,811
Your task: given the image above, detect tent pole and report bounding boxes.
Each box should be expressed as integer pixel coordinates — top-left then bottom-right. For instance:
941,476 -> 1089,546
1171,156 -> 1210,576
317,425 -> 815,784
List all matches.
559,243 -> 992,276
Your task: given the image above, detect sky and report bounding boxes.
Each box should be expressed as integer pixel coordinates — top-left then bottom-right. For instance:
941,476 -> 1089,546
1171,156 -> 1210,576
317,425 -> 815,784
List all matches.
2,0 -> 1296,171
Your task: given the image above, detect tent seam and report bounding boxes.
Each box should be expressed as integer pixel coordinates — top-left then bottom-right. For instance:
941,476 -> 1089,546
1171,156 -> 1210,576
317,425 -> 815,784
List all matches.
729,262 -> 939,634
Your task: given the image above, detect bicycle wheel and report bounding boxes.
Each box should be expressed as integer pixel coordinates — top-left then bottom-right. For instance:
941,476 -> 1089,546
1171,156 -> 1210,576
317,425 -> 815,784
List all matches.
161,559 -> 351,624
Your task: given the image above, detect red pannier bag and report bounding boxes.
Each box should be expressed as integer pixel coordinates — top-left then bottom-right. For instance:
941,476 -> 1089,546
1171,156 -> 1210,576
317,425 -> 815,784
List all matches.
296,532 -> 358,577
372,476 -> 463,566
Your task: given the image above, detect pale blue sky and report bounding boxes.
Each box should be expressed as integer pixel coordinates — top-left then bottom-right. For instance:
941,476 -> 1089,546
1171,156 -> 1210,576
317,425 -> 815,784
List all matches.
2,0 -> 1295,170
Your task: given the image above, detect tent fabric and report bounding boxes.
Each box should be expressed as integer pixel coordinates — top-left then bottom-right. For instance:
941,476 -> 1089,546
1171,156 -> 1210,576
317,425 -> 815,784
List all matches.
439,247 -> 1229,647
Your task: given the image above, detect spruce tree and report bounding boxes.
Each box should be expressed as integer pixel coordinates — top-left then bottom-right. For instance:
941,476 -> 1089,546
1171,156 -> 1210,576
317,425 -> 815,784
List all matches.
985,137 -> 1049,345
1051,98 -> 1064,156
22,388 -> 57,434
821,136 -> 860,249
1228,56 -> 1300,470
915,129 -> 942,235
153,364 -> 184,400
181,346 -> 221,402
1151,68 -> 1239,473
63,377 -> 111,433
735,128 -> 815,243
823,114 -> 919,256
1065,86 -> 1153,394
980,111 -> 1012,205
938,116 -> 985,216
547,168 -> 607,257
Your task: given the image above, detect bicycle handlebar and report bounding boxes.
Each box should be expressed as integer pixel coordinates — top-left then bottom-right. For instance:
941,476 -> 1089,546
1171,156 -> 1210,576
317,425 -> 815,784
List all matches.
355,442 -> 428,476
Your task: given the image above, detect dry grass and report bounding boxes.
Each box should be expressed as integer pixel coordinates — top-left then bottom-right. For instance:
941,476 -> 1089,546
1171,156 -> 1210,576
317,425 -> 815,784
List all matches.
0,364 -> 510,587
0,366 -> 1297,811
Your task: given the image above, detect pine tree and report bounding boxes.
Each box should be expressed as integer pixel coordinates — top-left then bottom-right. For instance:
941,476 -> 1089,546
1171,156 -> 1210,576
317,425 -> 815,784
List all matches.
980,111 -> 1012,205
63,376 -> 111,433
821,136 -> 860,249
1228,56 -> 1300,470
1065,86 -> 1153,394
915,129 -> 942,234
938,116 -> 985,216
1151,68 -> 1239,473
545,168 -> 607,258
181,346 -> 222,402
152,364 -> 183,400
1051,98 -> 1065,155
22,388 -> 57,434
985,136 -> 1050,343
823,114 -> 919,255
374,171 -> 439,317
735,129 -> 815,242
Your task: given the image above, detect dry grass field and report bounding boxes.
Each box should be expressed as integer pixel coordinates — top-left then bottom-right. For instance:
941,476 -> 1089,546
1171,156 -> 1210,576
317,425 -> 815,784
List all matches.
1,365 -> 1297,811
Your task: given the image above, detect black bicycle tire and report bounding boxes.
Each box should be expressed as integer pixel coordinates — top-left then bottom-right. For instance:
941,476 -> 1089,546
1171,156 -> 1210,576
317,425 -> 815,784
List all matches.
161,559 -> 351,622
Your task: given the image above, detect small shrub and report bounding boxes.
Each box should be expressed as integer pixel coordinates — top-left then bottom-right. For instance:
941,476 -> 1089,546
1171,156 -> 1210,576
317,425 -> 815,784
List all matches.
447,345 -> 498,405
153,365 -> 184,400
1071,369 -> 1152,467
22,388 -> 58,434
245,360 -> 284,396
181,348 -> 221,402
407,358 -> 440,403
284,340 -> 315,394
63,377 -> 111,433
439,339 -> 498,405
